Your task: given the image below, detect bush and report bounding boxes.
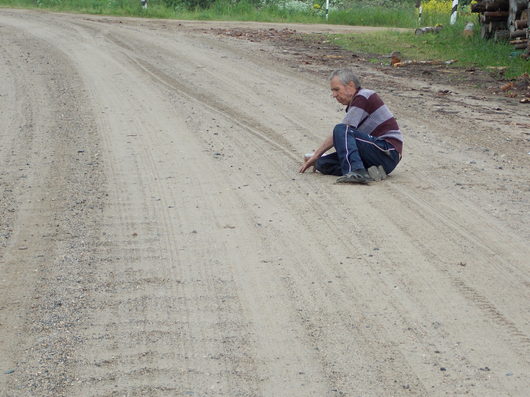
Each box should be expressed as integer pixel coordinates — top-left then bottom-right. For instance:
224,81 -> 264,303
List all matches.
161,0 -> 211,9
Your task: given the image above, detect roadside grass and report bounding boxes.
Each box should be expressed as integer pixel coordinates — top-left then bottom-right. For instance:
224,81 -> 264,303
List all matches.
328,6 -> 418,28
0,0 -> 424,26
178,2 -> 326,23
0,0 -> 160,16
329,21 -> 529,79
0,0 -> 319,20
188,3 -> 420,27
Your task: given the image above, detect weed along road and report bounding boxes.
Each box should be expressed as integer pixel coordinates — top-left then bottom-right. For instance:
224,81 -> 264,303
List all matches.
1,8 -> 530,397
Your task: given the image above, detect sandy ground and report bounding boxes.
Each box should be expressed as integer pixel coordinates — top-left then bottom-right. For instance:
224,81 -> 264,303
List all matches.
0,8 -> 529,397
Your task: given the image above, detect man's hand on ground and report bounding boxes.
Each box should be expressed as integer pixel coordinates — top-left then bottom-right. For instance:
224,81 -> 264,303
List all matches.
299,156 -> 318,173
299,135 -> 332,173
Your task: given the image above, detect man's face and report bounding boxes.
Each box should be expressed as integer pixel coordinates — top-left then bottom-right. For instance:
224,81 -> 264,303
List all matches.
330,76 -> 357,106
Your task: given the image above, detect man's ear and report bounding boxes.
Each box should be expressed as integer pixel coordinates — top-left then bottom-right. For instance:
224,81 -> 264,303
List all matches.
347,81 -> 357,91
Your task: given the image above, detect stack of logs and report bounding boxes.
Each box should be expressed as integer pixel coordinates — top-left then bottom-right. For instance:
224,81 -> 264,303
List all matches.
471,0 -> 529,59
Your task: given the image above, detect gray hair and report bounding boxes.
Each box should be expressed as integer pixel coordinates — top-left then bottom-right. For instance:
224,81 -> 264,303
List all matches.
329,69 -> 361,88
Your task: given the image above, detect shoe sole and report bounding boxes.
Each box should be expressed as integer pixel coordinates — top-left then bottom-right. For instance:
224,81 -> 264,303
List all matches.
367,165 -> 387,182
336,174 -> 371,184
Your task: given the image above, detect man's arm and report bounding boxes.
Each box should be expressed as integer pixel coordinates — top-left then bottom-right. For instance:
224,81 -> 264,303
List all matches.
299,134 -> 334,173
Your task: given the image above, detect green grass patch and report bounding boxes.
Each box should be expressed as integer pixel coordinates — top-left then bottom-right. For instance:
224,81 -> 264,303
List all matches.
329,21 -> 529,78
327,6 -> 417,28
180,2 -> 324,23
0,0 -> 421,26
0,0 -> 320,21
1,0 -> 147,16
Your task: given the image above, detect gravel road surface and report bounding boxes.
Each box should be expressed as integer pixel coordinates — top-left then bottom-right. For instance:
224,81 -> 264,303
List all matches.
1,9 -> 529,397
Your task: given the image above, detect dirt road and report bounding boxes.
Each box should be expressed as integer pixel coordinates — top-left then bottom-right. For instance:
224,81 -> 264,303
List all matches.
0,9 -> 529,397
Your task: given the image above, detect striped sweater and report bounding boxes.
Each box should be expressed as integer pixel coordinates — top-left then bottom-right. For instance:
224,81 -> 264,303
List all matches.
343,88 -> 403,154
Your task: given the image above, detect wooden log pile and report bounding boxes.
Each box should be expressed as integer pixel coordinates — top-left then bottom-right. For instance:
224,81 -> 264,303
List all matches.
472,0 -> 529,58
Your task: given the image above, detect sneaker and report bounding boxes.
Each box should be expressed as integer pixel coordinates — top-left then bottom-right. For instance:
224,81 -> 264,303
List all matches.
367,165 -> 387,182
336,169 -> 373,184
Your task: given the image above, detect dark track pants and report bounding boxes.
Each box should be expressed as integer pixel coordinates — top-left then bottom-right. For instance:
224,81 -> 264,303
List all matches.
315,123 -> 401,177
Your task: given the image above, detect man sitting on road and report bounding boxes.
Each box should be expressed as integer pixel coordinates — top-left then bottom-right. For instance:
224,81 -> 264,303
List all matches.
299,69 -> 403,183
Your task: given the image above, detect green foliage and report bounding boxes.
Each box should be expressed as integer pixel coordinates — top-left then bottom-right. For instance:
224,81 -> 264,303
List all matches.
330,21 -> 529,78
340,0 -> 416,7
328,6 -> 417,27
161,0 -> 182,10
170,0 -> 209,10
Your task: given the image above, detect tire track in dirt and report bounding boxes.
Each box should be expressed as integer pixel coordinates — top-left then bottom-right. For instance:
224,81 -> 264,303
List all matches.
105,35 -> 299,161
